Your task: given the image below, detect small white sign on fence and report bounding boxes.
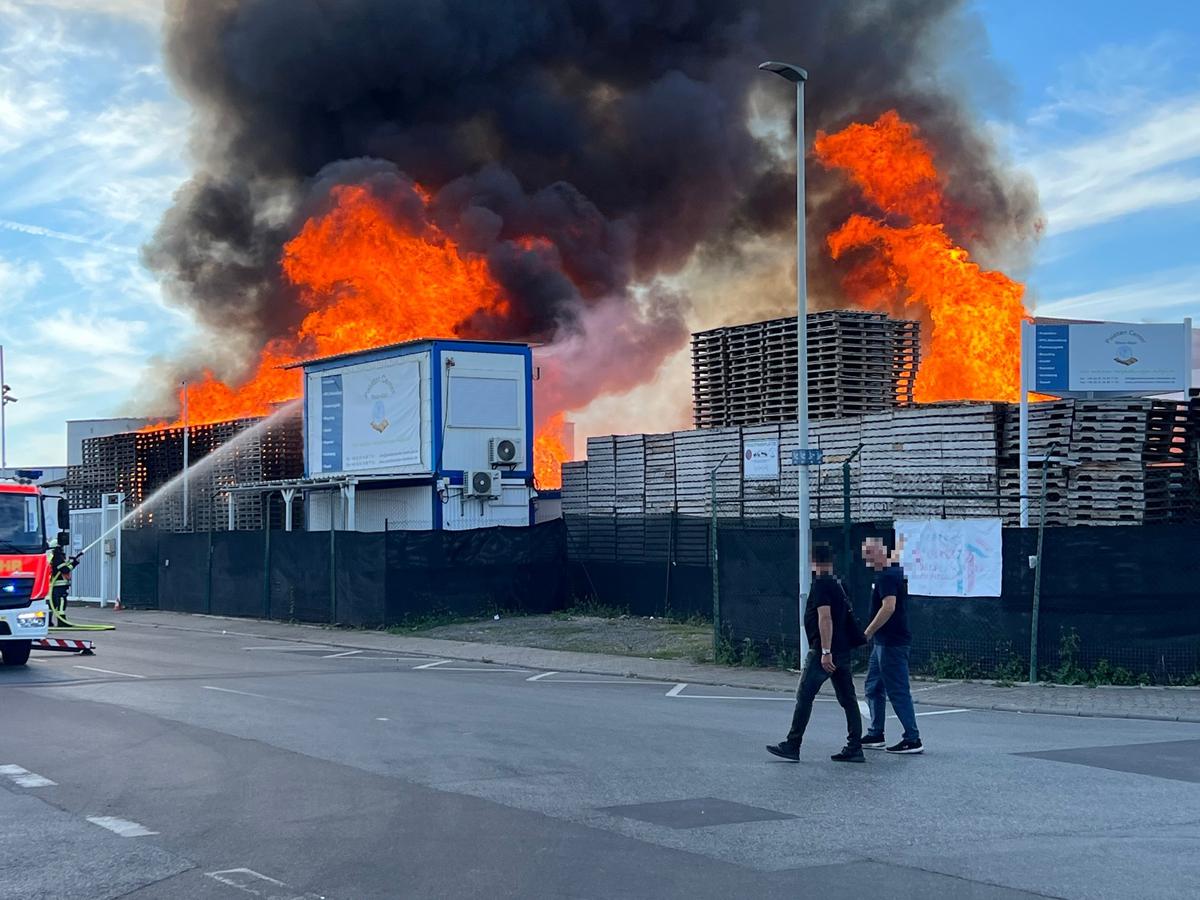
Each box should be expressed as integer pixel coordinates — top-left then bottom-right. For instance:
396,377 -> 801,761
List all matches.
743,438 -> 779,481
894,518 -> 1002,598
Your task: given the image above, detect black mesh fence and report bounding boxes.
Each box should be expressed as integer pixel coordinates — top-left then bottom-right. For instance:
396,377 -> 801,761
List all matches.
717,520 -> 1200,680
564,511 -> 1200,681
121,520 -> 570,627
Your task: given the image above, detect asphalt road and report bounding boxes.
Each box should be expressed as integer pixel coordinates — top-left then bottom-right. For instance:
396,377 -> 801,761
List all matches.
3,616 -> 1198,900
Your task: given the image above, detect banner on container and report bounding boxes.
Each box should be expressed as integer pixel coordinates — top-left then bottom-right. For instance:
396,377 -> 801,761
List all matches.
894,518 -> 1002,598
743,438 -> 779,480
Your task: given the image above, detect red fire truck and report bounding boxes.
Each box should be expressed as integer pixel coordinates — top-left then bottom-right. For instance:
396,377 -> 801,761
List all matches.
0,476 -> 70,666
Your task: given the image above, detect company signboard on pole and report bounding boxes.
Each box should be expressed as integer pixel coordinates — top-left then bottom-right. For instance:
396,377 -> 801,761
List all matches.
1032,321 -> 1192,394
1018,318 -> 1192,527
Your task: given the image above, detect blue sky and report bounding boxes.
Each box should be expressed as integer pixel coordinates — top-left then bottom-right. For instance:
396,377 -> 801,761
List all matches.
1,0 -> 1198,465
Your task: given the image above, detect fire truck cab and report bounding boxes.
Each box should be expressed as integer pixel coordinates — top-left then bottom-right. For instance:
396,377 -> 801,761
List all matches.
0,477 -> 68,666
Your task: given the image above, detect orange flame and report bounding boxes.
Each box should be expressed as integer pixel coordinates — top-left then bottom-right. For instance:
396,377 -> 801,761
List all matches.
156,183 -> 507,429
533,412 -> 569,489
815,111 -> 1026,402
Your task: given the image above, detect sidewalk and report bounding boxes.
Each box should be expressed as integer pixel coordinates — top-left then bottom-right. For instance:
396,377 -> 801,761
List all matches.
79,609 -> 1200,724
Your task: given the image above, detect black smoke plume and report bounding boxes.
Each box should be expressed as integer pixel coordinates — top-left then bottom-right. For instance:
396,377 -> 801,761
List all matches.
146,0 -> 1039,418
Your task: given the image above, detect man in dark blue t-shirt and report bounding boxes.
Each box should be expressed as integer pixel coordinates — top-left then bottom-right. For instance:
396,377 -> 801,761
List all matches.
860,537 -> 923,754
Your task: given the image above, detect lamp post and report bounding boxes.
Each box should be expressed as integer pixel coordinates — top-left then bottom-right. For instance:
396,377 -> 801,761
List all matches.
182,381 -> 189,531
1,346 -> 17,469
759,60 -> 812,660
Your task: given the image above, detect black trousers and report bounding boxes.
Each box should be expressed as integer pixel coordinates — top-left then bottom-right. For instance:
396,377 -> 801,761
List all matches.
785,649 -> 862,750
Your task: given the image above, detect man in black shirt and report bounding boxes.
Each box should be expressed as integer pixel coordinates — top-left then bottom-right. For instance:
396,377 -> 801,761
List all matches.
861,536 -> 923,754
766,543 -> 865,763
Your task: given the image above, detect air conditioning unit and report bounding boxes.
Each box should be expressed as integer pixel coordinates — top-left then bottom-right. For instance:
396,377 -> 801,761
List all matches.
464,469 -> 502,500
489,437 -> 521,468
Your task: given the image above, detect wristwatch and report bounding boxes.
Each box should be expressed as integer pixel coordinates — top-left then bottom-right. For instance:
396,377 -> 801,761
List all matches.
821,649 -> 831,656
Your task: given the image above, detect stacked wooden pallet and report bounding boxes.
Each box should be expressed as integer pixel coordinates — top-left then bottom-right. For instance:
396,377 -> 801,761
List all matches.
997,399 -> 1072,526
859,404 -> 1002,521
583,436 -> 617,560
691,310 -> 919,429
66,414 -> 304,531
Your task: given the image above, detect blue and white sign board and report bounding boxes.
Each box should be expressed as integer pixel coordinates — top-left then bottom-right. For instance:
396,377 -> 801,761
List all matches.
894,518 -> 1002,598
743,439 -> 779,480
790,448 -> 824,466
1031,321 -> 1191,394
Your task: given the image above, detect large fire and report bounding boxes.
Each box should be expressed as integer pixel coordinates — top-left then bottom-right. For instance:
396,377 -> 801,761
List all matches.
157,183 -> 567,487
815,111 -> 1027,402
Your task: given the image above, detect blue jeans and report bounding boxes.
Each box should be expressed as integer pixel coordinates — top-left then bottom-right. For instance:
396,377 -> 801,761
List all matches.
864,643 -> 920,741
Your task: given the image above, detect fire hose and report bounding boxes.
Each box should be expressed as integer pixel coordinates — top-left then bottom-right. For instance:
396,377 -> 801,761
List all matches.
46,558 -> 115,632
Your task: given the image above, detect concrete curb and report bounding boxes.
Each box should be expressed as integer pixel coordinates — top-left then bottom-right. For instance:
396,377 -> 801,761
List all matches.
83,609 -> 1200,724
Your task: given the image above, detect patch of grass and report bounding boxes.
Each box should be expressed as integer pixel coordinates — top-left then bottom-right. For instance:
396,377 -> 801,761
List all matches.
552,599 -> 628,620
385,611 -> 479,634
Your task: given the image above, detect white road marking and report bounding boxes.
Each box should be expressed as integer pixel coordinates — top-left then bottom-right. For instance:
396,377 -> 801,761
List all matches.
206,867 -> 321,899
375,717 -> 390,722
535,678 -> 677,686
669,693 -> 793,701
665,683 -> 688,697
0,765 -> 56,788
202,685 -> 283,702
858,700 -> 871,718
74,665 -> 144,679
432,666 -> 530,673
525,671 -> 559,681
322,649 -> 362,659
87,816 -> 158,837
412,659 -> 451,669
915,708 -> 971,717
341,656 -> 430,661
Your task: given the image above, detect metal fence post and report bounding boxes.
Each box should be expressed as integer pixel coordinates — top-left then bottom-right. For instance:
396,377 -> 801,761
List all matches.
329,498 -> 337,625
1029,442 -> 1057,683
709,452 -> 730,658
841,445 -> 863,572
263,493 -> 272,619
710,465 -> 720,658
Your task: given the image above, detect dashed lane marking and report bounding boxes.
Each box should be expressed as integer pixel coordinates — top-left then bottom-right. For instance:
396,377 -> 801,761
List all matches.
206,867 -> 325,899
202,685 -> 288,702
526,671 -> 559,681
86,816 -> 158,837
412,659 -> 451,670
0,764 -> 56,788
321,650 -> 362,659
73,665 -> 144,679
914,708 -> 971,717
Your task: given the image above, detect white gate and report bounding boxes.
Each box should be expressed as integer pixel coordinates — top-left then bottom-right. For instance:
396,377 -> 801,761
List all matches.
68,493 -> 124,607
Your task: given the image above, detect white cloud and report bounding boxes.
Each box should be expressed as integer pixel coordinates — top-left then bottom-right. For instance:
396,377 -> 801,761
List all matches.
15,0 -> 162,27
1024,94 -> 1200,235
0,256 -> 43,308
1036,266 -> 1200,322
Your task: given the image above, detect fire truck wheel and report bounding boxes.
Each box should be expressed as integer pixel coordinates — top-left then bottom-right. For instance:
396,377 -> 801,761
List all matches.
1,641 -> 32,666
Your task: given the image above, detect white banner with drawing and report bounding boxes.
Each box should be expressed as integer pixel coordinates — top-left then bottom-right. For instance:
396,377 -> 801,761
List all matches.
894,518 -> 1002,597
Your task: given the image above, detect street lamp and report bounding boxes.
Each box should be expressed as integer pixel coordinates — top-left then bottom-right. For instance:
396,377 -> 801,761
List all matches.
1,345 -> 18,469
759,60 -> 812,660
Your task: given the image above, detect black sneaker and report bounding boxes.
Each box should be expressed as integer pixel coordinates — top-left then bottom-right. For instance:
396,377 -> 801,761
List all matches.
830,745 -> 865,763
861,734 -> 886,750
765,742 -> 800,762
886,738 -> 924,754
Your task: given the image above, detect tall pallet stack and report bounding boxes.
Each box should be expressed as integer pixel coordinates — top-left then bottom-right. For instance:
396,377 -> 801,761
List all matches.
692,311 -> 919,429
66,412 -> 304,531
